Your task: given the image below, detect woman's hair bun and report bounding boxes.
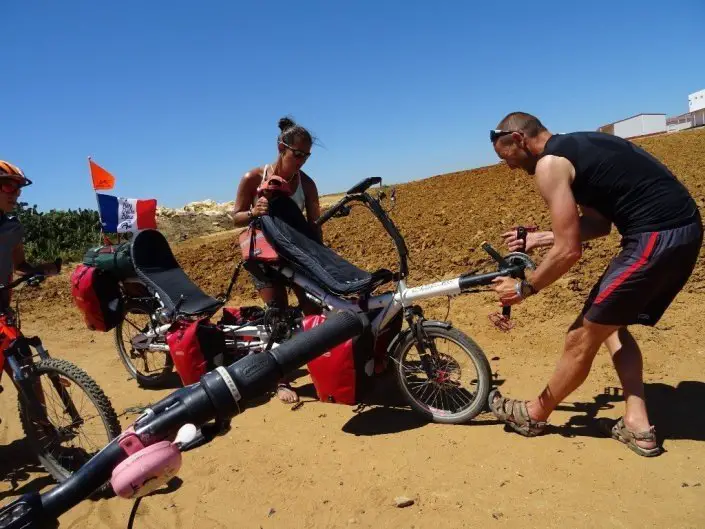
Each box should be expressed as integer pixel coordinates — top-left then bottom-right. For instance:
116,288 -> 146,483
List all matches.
278,116 -> 296,132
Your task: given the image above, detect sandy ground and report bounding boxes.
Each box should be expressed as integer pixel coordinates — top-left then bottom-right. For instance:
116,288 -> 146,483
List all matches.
1,285 -> 704,529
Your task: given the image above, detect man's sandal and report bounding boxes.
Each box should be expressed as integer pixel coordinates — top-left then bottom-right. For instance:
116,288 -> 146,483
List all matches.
488,389 -> 547,437
597,417 -> 663,457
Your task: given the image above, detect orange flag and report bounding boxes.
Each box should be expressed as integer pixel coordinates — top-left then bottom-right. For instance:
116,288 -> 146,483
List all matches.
89,158 -> 116,190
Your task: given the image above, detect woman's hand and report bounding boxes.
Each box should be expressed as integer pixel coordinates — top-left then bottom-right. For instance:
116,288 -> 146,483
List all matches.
252,197 -> 269,217
502,230 -> 541,252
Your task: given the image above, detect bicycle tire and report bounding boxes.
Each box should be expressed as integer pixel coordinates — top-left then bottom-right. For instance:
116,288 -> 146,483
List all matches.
18,357 -> 122,483
393,325 -> 491,424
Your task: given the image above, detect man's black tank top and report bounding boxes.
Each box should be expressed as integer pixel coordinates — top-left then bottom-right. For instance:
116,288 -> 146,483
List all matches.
541,132 -> 698,235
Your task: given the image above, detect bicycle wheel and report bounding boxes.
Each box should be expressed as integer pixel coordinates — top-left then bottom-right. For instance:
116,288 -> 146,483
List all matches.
18,357 -> 122,483
393,325 -> 491,424
115,300 -> 173,388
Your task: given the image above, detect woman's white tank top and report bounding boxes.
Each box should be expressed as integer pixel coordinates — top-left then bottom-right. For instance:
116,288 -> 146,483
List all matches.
262,164 -> 306,212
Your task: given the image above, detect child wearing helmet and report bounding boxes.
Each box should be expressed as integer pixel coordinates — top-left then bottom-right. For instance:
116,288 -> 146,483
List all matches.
0,161 -> 60,309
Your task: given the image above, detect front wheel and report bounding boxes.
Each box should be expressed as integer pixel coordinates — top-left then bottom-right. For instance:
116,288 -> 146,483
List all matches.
392,325 -> 491,424
18,358 -> 122,483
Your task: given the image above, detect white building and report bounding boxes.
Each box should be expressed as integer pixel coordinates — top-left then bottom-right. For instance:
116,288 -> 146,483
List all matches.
666,89 -> 705,132
598,113 -> 666,139
688,89 -> 705,113
667,109 -> 705,132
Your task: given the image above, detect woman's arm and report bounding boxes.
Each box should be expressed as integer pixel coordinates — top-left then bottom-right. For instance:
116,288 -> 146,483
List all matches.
233,168 -> 264,227
301,173 -> 322,238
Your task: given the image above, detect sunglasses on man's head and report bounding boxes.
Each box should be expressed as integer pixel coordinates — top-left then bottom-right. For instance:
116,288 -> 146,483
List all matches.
280,142 -> 311,160
489,129 -> 518,143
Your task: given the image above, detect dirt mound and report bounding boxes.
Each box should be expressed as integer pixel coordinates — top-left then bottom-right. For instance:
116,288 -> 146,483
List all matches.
26,129 -> 705,316
317,129 -> 705,315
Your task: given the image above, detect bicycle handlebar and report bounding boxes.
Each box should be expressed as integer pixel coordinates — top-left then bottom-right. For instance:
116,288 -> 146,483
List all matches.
315,195 -> 352,227
458,265 -> 524,291
0,259 -> 62,293
0,273 -> 45,292
0,310 -> 368,529
345,177 -> 382,195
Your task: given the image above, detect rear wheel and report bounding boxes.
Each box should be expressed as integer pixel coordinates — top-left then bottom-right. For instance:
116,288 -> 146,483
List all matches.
115,300 -> 173,388
393,325 -> 491,424
18,358 -> 122,483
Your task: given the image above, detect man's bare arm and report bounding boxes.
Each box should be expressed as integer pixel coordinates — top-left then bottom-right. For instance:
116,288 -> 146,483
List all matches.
524,156 -> 583,292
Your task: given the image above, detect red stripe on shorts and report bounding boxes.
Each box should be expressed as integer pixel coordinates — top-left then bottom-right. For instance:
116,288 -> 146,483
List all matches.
594,231 -> 659,305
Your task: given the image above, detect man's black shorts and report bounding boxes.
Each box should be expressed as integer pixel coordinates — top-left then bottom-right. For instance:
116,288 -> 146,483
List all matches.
583,217 -> 703,327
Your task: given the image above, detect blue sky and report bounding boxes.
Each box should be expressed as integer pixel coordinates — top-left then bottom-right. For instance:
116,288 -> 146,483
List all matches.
2,1 -> 703,211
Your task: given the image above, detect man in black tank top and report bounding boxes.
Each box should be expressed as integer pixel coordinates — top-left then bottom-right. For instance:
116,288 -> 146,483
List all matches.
485,112 -> 702,457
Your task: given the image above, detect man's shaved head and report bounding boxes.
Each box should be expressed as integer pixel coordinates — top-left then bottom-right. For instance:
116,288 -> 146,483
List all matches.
496,112 -> 547,138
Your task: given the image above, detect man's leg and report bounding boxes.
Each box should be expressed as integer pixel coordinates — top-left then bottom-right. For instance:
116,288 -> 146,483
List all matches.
603,328 -> 656,450
525,315 -> 619,422
490,314 -> 619,434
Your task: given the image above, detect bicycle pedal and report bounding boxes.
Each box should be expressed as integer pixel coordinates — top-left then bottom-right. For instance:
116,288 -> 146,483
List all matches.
488,312 -> 514,332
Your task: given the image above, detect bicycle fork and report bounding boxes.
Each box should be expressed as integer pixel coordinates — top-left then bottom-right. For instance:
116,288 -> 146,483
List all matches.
11,338 -> 84,432
404,307 -> 440,379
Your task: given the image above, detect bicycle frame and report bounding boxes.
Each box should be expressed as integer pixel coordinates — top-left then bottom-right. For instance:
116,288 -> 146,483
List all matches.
263,182 -> 529,338
125,289 -> 278,355
273,261 -> 522,339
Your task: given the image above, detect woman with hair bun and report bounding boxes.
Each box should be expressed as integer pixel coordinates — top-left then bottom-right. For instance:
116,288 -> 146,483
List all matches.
233,116 -> 322,403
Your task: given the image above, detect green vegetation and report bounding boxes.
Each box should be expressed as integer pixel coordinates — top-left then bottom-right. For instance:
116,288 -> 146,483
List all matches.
15,202 -> 102,262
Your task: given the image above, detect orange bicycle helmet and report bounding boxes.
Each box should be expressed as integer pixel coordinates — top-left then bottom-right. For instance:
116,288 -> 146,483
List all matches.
0,160 -> 32,186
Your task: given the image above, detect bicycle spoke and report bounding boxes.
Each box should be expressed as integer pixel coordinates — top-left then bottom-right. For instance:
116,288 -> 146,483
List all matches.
398,331 -> 485,418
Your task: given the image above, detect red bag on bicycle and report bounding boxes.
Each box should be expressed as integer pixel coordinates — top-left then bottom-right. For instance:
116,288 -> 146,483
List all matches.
238,225 -> 279,262
303,313 -> 375,405
166,319 -> 226,386
70,264 -> 123,332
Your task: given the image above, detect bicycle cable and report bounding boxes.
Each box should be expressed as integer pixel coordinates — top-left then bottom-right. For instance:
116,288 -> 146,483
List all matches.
127,497 -> 142,529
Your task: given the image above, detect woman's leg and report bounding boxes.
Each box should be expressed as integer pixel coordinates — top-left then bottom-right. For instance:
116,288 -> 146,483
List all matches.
259,282 -> 299,403
292,284 -> 321,316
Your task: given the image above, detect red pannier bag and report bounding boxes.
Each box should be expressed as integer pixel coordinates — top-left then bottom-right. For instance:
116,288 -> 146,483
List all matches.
166,319 -> 225,386
70,264 -> 123,332
238,224 -> 278,262
303,313 -> 378,405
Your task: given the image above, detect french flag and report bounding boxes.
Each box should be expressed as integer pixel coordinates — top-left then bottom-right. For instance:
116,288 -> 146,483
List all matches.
97,193 -> 158,233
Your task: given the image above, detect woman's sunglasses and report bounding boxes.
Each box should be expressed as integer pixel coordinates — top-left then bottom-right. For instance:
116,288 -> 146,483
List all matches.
280,142 -> 311,160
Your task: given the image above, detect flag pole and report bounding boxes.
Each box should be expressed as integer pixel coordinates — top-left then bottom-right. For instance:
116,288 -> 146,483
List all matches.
88,156 -> 113,245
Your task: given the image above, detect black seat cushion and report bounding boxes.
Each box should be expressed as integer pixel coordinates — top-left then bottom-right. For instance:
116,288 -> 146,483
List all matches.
268,194 -> 322,244
130,230 -> 222,315
260,215 -> 374,296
